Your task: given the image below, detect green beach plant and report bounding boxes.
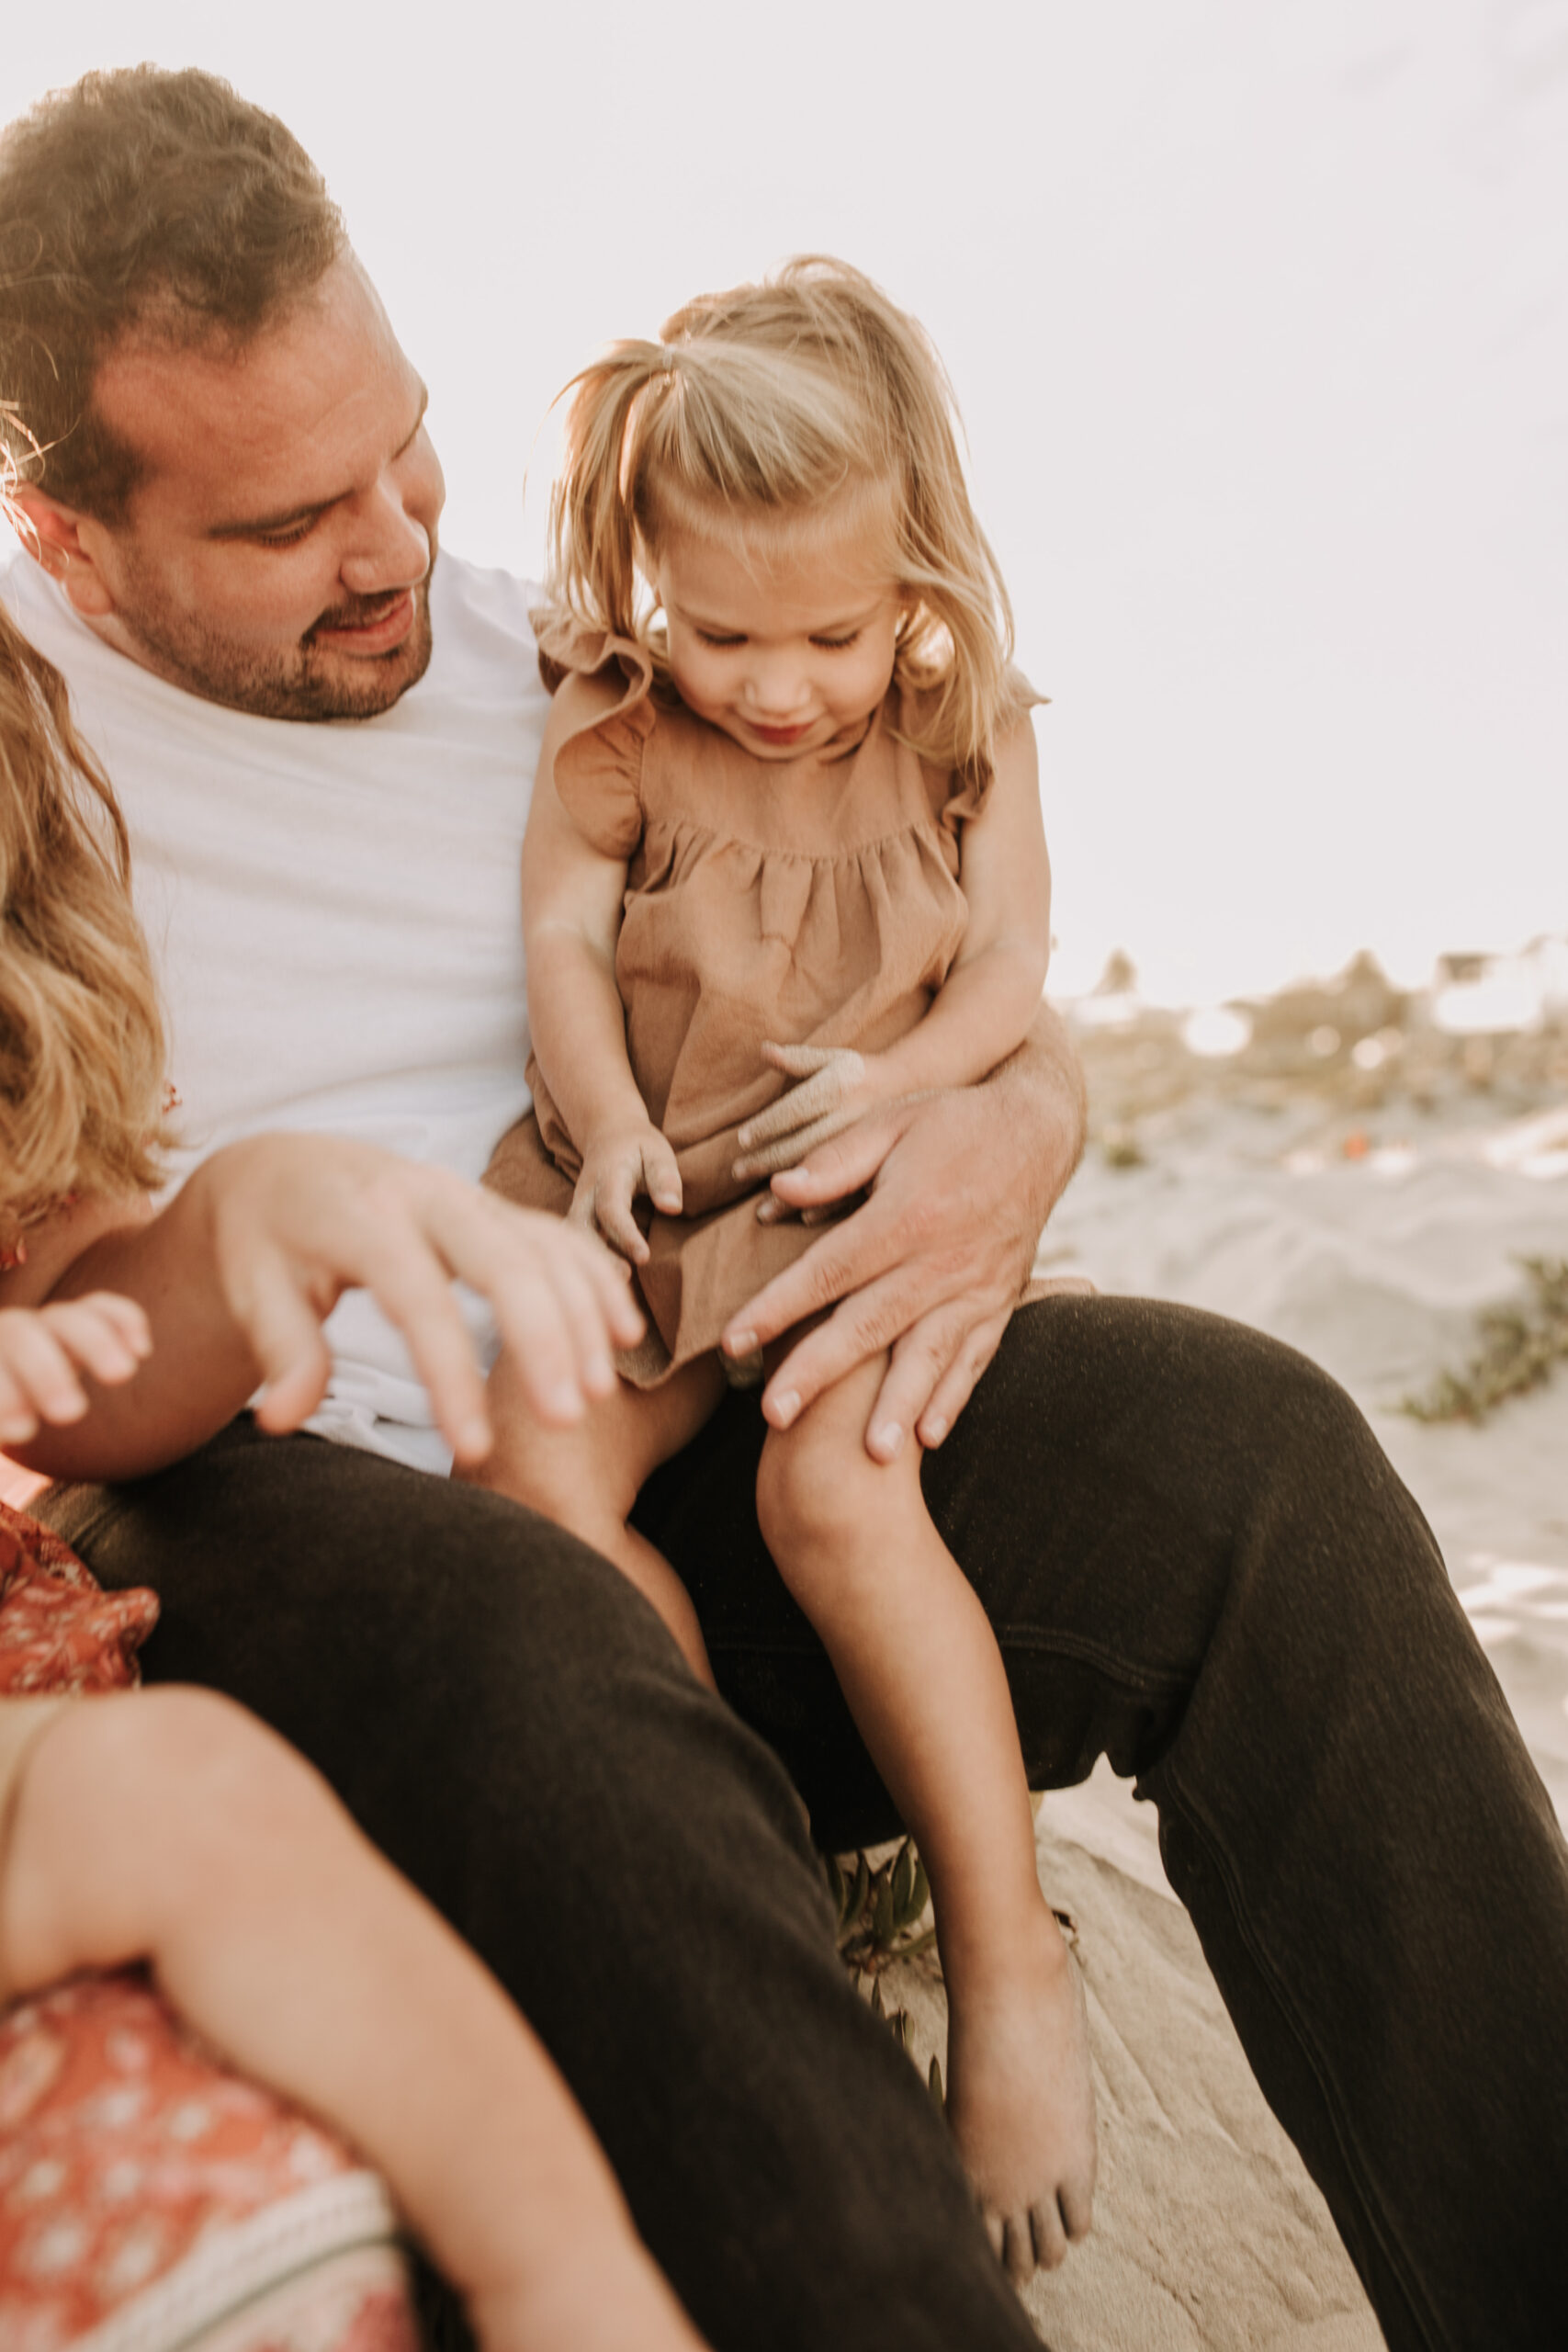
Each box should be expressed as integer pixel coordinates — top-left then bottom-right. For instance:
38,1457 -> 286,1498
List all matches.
1400,1258 -> 1568,1423
826,1836 -> 934,1973
826,1837 -> 945,2106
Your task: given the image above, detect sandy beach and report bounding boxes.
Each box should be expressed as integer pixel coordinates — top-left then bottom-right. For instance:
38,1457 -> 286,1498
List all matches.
947,938 -> 1568,2346
1052,939 -> 1568,1830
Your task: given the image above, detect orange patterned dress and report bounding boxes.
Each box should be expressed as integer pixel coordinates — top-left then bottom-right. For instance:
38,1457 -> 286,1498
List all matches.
0,1502 -> 420,2352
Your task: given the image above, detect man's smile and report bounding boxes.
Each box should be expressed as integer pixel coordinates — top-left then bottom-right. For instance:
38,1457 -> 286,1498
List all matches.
309,588 -> 419,655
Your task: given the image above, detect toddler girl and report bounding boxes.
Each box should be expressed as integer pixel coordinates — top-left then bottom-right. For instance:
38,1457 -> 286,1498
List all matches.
477,259 -> 1096,2277
0,594 -> 705,2352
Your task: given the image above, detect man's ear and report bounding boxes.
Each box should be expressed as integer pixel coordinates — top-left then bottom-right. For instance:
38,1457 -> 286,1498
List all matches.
10,488 -> 118,619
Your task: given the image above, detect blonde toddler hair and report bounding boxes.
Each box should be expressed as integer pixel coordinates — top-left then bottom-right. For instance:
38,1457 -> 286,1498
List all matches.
541,256 -> 1030,786
0,571 -> 167,1245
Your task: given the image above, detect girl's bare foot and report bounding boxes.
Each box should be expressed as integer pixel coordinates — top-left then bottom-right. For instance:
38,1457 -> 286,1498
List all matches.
942,1901 -> 1098,2283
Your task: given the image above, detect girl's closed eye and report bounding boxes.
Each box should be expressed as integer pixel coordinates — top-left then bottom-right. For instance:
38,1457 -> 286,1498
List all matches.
810,631 -> 863,650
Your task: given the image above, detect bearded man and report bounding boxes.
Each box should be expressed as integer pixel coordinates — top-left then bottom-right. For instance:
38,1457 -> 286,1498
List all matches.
3,65 -> 1564,2352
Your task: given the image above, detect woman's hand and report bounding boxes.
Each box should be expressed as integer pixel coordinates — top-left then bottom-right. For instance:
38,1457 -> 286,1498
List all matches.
0,1295 -> 152,1447
15,1135 -> 649,1480
568,1123 -> 683,1264
195,1137 -> 646,1463
732,1045 -> 901,1183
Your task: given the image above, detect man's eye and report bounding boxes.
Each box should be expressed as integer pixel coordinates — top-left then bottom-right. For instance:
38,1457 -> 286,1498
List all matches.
254,518 -> 318,548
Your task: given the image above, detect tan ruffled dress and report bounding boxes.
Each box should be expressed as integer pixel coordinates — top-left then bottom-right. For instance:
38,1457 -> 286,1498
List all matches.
490,628 -> 1007,1384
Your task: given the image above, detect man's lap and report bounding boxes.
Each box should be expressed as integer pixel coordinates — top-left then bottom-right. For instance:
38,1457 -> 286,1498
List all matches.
36,1289 -> 1466,1847
35,1292 -> 1568,2345
33,1400 -> 1043,2351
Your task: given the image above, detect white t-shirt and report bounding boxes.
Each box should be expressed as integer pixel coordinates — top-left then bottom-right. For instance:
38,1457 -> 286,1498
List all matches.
1,551 -> 549,1472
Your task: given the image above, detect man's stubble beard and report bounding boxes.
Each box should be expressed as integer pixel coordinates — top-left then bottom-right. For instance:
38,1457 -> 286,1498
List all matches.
116,553 -> 438,722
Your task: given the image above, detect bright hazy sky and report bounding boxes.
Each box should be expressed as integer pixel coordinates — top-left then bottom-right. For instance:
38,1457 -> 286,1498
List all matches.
5,0 -> 1565,1003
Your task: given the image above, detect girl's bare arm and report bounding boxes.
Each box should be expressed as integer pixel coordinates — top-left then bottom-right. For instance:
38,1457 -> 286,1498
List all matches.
0,1689 -> 706,2352
523,677 -> 682,1257
868,718 -> 1052,1095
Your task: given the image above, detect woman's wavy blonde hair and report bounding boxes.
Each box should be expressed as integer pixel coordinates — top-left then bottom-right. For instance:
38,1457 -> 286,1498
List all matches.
2,458 -> 167,1243
541,257 -> 1029,785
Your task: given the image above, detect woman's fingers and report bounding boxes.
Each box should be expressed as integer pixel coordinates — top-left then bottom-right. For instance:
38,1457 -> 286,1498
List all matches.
402,1190 -> 641,1458
236,1244 -> 341,1438
203,1138 -> 648,1464
490,1215 -> 639,1407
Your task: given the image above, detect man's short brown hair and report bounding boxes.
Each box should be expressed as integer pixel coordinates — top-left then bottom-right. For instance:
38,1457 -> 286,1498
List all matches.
0,65 -> 345,520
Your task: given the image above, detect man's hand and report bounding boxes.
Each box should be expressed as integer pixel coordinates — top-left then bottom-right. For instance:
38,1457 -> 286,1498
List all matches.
720,1008 -> 1086,1462
197,1136 -> 644,1463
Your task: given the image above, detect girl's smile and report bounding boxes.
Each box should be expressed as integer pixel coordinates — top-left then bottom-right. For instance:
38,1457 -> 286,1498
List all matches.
654,507 -> 906,762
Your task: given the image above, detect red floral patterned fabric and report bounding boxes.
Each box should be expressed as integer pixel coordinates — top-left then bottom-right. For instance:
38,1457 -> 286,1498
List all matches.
0,1504 -> 422,2351
0,1509 -> 160,1696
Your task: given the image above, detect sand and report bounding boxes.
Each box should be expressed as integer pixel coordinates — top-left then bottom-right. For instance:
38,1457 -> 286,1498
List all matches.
1052,944 -> 1568,1824
952,943 -> 1566,2346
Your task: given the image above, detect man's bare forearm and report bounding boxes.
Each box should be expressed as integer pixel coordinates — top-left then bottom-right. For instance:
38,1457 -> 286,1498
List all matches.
987,999 -> 1089,1237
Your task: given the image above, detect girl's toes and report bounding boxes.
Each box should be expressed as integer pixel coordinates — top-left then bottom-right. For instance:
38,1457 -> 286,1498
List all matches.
982,2204 -> 1007,2268
1030,2197 -> 1069,2271
1000,2211 -> 1036,2284
1059,2177 -> 1095,2243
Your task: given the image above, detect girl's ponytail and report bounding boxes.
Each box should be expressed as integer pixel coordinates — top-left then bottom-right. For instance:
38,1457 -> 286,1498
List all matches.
545,344 -> 680,643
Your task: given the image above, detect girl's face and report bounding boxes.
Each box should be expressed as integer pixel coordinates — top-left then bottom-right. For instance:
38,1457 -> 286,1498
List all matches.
654,503 -> 905,762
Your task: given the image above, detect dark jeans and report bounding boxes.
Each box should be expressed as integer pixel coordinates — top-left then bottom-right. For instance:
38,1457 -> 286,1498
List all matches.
37,1297 -> 1568,2352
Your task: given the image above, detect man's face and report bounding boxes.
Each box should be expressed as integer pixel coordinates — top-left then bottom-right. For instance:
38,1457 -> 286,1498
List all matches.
77,256 -> 445,719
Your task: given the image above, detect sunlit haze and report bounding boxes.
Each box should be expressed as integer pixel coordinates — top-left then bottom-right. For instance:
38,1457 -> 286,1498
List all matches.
5,0 -> 1564,1005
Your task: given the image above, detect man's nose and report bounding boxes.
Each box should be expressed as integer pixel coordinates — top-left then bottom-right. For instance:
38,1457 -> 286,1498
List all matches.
340,442 -> 443,595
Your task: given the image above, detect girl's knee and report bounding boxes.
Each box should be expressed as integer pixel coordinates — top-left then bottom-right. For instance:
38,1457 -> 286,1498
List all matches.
756,1382 -> 915,1580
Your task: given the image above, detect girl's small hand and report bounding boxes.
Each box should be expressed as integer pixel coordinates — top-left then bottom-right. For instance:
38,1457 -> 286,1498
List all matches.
733,1045 -> 897,1182
570,1126 -> 683,1264
0,1295 -> 152,1446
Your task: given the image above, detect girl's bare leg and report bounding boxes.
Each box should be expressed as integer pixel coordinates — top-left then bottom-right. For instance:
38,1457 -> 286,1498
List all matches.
756,1360 -> 1098,2282
0,1689 -> 707,2352
458,1350 -> 726,1687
